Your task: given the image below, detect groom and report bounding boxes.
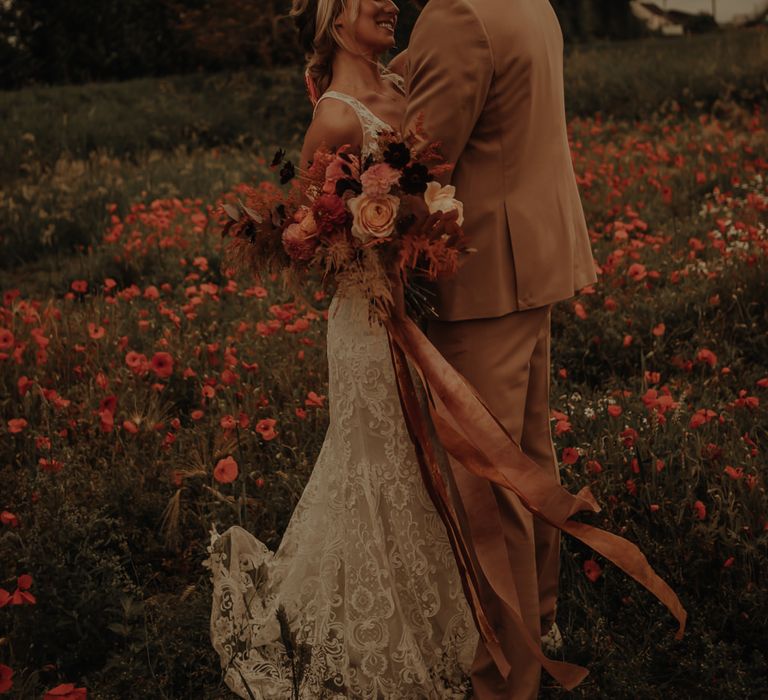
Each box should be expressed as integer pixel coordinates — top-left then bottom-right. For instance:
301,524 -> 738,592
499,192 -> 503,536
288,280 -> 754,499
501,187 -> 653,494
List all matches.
401,0 -> 597,697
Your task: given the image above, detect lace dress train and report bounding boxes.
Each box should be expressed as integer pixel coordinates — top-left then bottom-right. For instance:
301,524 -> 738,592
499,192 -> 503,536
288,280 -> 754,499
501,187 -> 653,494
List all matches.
205,289 -> 479,699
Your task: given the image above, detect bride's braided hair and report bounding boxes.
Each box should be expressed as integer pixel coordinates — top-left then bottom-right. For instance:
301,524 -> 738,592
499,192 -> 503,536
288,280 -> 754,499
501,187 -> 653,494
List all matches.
291,0 -> 361,103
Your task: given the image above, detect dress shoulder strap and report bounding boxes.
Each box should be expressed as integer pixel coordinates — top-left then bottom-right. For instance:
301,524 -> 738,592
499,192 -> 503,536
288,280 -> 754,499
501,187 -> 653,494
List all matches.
313,91 -> 392,157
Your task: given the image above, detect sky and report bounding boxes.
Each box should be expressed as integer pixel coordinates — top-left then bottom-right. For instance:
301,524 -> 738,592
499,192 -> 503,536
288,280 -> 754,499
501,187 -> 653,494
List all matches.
661,0 -> 768,22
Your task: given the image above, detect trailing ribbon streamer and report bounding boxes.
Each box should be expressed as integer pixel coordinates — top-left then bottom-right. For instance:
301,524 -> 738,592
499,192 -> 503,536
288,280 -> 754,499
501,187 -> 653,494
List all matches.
384,313 -> 687,690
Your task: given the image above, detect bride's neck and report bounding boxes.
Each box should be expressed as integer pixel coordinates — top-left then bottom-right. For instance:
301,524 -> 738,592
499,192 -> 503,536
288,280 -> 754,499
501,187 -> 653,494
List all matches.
330,49 -> 385,96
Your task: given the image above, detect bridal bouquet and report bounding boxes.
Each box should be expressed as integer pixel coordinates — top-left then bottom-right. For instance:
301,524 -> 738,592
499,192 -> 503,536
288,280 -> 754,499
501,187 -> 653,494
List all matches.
220,129 -> 472,321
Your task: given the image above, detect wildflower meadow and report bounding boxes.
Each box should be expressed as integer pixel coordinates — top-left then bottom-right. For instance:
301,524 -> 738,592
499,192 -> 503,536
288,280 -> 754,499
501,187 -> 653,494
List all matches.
1,28 -> 767,700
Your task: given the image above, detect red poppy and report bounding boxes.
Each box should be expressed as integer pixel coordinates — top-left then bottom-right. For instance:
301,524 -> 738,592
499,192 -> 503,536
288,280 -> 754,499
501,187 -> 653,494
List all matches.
213,456 -> 239,484
255,418 -> 278,441
202,385 -> 216,399
651,323 -> 665,337
0,664 -> 13,693
220,415 -> 236,430
607,405 -> 622,418
0,589 -> 10,607
70,280 -> 88,294
17,376 -> 33,397
305,391 -> 326,408
43,683 -> 87,700
561,447 -> 579,465
125,351 -> 147,374
1,511 -> 19,527
38,458 -> 64,474
7,418 -> 27,434
87,323 -> 106,340
723,465 -> 744,480
0,328 -> 14,350
620,428 -> 638,448
151,351 -> 174,379
123,420 -> 139,434
586,460 -> 602,475
693,500 -> 707,520
583,559 -> 602,583
696,348 -> 717,368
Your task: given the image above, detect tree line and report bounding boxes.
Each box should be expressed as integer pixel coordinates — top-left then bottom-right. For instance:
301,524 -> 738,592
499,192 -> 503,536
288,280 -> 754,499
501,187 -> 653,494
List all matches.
0,0 -> 647,89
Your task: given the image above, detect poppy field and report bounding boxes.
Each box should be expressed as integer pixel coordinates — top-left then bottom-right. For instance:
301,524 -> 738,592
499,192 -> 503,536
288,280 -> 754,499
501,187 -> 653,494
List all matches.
1,38 -> 768,700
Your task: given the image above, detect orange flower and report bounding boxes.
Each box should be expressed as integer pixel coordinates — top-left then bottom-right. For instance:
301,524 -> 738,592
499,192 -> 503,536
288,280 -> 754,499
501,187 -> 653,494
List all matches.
7,418 -> 28,434
0,328 -> 14,350
0,664 -> 13,693
123,420 -> 139,434
151,351 -> 174,379
213,456 -> 239,484
255,418 -> 278,441
583,559 -> 602,583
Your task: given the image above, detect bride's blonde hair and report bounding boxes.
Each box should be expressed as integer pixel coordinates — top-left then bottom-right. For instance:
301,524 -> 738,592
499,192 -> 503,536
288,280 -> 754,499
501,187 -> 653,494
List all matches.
291,0 -> 362,102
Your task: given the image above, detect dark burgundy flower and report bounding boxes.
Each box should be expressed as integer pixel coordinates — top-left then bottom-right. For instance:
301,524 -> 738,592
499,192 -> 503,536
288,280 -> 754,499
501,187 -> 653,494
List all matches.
383,142 -> 411,169
399,163 -> 430,195
335,178 -> 363,197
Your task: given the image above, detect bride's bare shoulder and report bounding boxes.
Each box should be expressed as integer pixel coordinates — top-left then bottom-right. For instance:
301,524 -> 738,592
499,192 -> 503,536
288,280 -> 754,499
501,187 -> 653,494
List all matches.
301,98 -> 361,168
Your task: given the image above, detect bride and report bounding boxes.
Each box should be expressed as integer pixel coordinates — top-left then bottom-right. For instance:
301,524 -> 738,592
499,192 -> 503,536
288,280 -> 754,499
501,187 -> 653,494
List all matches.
204,0 -> 480,697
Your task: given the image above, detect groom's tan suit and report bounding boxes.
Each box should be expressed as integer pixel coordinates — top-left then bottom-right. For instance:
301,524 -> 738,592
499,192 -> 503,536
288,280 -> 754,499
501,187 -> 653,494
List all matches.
403,0 -> 597,697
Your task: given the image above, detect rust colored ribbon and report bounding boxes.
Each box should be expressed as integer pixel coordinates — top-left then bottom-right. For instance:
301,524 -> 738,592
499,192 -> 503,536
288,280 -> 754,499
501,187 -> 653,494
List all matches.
384,314 -> 687,691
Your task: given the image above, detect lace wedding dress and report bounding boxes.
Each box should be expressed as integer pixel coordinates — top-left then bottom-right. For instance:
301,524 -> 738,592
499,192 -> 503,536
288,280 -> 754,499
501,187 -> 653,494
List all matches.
204,81 -> 479,699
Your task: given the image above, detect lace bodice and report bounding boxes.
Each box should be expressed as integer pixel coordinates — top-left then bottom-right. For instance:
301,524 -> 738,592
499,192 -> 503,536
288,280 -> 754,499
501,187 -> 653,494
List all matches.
313,73 -> 405,158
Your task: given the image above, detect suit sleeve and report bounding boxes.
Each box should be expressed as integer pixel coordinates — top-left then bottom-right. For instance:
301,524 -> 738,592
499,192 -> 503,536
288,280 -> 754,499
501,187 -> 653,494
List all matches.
403,0 -> 494,177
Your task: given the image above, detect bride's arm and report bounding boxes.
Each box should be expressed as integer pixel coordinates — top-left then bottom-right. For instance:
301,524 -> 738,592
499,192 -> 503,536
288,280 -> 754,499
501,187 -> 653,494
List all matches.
300,100 -> 362,170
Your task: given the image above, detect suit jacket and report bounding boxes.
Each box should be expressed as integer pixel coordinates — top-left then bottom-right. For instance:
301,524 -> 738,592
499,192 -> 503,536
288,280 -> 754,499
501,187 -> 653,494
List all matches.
403,0 -> 598,321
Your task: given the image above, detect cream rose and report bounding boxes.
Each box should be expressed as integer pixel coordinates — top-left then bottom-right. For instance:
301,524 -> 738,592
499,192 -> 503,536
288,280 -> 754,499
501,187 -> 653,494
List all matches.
348,193 -> 399,242
423,182 -> 464,226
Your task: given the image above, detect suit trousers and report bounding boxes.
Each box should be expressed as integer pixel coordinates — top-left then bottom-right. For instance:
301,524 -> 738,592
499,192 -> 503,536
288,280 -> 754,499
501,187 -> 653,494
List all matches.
427,304 -> 560,700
